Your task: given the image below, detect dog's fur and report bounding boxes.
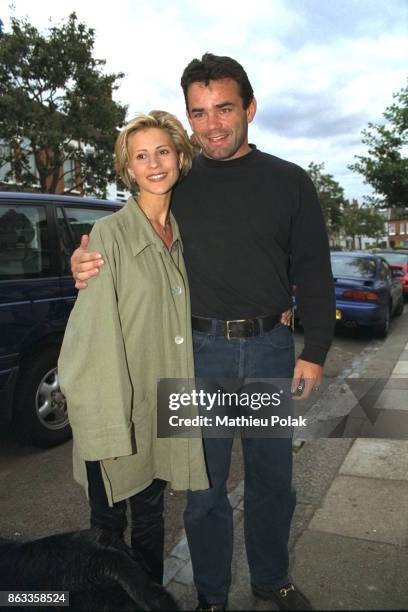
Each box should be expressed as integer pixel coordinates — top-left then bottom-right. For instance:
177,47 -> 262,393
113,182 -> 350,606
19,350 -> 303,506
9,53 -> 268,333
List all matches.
0,528 -> 178,611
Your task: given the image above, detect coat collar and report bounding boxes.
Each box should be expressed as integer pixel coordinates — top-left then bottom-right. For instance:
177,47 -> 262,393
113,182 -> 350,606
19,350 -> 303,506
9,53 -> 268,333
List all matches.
118,196 -> 183,257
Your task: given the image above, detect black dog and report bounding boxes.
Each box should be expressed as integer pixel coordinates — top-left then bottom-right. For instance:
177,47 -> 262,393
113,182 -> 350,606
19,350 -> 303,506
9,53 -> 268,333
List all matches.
0,528 -> 178,611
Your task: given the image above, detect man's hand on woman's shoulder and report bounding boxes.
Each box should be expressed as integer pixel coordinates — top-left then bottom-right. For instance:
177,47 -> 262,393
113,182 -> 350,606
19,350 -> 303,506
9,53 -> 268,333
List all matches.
71,235 -> 105,289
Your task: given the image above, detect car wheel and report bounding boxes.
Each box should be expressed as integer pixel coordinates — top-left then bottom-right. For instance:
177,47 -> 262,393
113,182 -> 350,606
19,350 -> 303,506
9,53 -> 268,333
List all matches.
374,304 -> 391,338
13,347 -> 72,447
394,295 -> 404,317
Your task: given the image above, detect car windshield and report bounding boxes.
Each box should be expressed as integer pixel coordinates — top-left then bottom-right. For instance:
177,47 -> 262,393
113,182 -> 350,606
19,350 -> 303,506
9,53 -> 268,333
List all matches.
331,255 -> 376,279
377,252 -> 408,266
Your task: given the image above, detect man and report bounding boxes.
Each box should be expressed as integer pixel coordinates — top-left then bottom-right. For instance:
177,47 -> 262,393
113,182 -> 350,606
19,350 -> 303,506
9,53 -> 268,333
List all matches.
71,54 -> 335,611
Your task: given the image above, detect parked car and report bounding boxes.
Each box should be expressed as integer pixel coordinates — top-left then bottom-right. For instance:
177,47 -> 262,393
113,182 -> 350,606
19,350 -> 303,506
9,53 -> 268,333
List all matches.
331,251 -> 404,336
371,249 -> 408,298
0,192 -> 121,447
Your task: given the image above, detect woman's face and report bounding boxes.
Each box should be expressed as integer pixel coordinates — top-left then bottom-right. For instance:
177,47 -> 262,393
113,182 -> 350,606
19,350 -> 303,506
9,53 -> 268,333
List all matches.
127,127 -> 180,197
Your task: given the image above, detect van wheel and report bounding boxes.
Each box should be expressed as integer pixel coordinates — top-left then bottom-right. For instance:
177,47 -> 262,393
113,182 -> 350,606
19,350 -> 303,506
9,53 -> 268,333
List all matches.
13,347 -> 72,447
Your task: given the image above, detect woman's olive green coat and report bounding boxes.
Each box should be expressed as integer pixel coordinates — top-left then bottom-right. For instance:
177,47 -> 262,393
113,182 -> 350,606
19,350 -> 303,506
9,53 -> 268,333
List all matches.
58,197 -> 208,504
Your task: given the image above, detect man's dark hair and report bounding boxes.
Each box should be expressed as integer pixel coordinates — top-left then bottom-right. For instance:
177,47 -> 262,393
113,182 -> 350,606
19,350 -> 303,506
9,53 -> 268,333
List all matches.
181,53 -> 254,111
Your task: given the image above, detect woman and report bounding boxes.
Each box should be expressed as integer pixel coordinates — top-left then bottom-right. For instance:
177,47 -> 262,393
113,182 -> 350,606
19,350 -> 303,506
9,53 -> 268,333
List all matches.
58,111 -> 209,585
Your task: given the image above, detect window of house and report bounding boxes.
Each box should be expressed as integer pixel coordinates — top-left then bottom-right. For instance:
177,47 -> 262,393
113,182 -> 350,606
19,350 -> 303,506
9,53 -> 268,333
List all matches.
21,138 -> 39,183
400,222 -> 406,235
27,151 -> 38,180
0,143 -> 12,182
0,204 -> 51,279
389,222 -> 396,235
63,158 -> 76,191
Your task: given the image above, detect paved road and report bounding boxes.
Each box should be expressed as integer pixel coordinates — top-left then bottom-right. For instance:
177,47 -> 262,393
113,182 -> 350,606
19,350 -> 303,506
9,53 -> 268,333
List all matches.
0,315 -> 403,553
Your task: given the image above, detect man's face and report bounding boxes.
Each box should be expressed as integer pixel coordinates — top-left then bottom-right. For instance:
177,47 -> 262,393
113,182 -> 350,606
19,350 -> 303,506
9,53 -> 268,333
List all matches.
186,78 -> 256,161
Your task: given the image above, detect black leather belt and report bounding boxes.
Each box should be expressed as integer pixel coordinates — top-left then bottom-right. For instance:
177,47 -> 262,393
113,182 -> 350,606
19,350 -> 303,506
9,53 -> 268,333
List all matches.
191,314 -> 281,340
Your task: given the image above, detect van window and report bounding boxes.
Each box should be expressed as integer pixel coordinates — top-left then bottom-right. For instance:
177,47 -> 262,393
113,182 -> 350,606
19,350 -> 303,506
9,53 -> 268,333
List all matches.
0,204 -> 50,279
57,206 -> 114,273
62,207 -> 113,244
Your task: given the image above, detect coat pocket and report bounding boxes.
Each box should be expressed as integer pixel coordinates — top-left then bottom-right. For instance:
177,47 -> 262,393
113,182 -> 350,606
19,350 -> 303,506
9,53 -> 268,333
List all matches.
131,394 -> 155,455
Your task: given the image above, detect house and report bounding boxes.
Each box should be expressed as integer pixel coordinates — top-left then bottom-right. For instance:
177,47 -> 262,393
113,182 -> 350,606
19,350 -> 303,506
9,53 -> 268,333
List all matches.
0,138 -> 82,195
0,138 -> 129,202
388,210 -> 408,248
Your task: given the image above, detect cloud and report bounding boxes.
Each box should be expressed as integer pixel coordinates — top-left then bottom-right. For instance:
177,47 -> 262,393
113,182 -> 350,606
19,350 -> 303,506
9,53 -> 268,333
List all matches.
0,0 -> 406,202
256,93 -> 367,138
274,0 -> 408,48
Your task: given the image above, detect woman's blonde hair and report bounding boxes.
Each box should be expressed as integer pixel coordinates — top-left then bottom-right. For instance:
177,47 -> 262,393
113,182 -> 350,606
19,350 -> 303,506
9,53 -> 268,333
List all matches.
115,110 -> 193,190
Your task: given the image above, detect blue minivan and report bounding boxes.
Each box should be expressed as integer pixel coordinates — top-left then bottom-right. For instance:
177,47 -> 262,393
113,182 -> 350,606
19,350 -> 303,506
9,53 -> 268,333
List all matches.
0,192 -> 120,446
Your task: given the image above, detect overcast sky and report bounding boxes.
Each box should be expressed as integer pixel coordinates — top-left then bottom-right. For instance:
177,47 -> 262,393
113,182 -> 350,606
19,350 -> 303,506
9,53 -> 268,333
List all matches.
1,0 -> 407,201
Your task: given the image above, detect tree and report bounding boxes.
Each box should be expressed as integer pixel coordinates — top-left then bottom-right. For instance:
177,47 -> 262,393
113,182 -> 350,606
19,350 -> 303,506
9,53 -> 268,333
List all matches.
342,200 -> 386,249
307,162 -> 345,244
0,13 -> 127,196
349,82 -> 408,209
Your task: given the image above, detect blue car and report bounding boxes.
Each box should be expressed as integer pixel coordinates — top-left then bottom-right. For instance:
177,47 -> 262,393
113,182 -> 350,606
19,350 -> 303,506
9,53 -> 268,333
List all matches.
0,192 -> 120,447
331,251 -> 404,336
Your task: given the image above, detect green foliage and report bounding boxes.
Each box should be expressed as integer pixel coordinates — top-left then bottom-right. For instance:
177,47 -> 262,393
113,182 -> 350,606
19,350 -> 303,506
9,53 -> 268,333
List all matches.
0,13 -> 127,196
349,82 -> 408,209
307,162 -> 345,240
307,162 -> 386,247
342,201 -> 386,248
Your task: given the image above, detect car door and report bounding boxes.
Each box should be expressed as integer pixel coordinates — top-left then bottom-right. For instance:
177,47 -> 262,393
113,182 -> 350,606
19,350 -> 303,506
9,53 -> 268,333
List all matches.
56,204 -> 119,320
386,260 -> 403,311
380,259 -> 401,312
0,200 -> 58,421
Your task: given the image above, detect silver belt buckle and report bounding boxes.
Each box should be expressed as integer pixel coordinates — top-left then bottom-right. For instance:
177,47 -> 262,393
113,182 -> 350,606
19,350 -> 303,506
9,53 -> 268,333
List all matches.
226,318 -> 254,340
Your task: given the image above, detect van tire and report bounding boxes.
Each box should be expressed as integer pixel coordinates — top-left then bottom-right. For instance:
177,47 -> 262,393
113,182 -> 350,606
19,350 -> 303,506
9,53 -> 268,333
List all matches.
13,347 -> 71,447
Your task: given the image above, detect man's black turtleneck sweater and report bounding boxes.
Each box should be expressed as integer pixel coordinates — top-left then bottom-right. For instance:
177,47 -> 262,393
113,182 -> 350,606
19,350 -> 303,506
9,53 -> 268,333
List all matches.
172,147 -> 335,366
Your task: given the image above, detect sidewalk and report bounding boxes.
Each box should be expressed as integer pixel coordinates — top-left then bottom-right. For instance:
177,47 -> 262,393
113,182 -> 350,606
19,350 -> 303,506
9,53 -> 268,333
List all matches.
164,314 -> 408,610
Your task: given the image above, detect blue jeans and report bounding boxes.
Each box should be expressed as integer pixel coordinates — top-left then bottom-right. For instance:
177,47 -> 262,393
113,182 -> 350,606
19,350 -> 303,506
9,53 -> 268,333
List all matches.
184,324 -> 296,605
